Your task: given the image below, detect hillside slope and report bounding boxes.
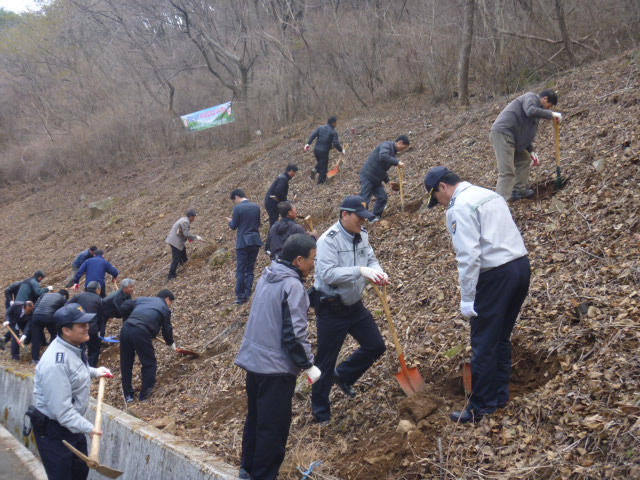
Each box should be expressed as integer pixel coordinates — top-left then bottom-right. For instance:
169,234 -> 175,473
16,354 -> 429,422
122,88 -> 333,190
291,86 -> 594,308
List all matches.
1,51 -> 638,479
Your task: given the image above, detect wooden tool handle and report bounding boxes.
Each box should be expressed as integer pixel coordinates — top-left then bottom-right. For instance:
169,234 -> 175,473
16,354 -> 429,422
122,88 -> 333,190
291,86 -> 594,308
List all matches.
5,325 -> 23,347
89,376 -> 106,461
554,120 -> 561,167
398,165 -> 405,212
370,283 -> 404,355
304,215 -> 314,231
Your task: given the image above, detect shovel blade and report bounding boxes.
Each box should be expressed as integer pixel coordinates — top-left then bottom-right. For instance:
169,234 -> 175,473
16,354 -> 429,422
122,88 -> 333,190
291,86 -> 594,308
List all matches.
463,362 -> 473,396
327,167 -> 339,178
63,441 -> 123,479
176,347 -> 199,357
95,464 -> 124,479
395,367 -> 426,396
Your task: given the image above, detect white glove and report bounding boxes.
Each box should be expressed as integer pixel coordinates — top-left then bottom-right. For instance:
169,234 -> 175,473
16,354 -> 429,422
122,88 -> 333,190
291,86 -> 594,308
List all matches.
304,144 -> 310,152
360,267 -> 388,285
196,235 -> 203,241
20,335 -> 27,343
170,343 -> 177,351
47,286 -> 54,291
3,321 -> 9,327
341,148 -> 346,155
530,152 -> 540,166
551,112 -> 562,122
95,367 -> 114,378
9,301 -> 14,306
305,365 -> 321,384
460,301 -> 478,318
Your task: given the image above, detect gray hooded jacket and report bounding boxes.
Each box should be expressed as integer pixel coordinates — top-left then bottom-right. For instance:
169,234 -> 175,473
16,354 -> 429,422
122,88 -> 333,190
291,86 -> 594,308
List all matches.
235,261 -> 313,376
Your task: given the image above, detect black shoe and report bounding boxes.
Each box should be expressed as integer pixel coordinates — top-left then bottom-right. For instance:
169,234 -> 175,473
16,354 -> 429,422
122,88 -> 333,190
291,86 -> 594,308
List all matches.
511,188 -> 534,200
334,370 -> 356,398
233,299 -> 247,305
139,390 -> 153,401
125,393 -> 135,403
449,409 -> 483,424
310,167 -> 317,180
167,275 -> 177,280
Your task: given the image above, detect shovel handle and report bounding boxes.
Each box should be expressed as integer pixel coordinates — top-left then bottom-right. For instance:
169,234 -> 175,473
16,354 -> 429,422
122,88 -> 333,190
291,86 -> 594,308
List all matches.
5,325 -> 23,347
89,376 -> 106,461
370,283 -> 404,356
304,215 -> 314,232
398,165 -> 405,212
554,120 -> 561,167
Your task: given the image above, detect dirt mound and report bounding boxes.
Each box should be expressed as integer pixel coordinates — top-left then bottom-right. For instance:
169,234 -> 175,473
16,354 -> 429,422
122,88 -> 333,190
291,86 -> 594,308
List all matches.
1,50 -> 639,479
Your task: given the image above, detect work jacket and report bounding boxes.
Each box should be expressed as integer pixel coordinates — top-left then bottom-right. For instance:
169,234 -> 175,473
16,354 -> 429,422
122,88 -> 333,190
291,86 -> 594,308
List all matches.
16,277 -> 48,303
264,172 -> 292,206
72,249 -> 93,269
74,255 -> 118,293
33,292 -> 67,320
165,216 -> 196,250
69,288 -> 104,335
266,218 -> 306,259
103,288 -> 132,319
125,297 -> 174,345
235,260 -> 313,376
307,123 -> 343,153
360,140 -> 400,184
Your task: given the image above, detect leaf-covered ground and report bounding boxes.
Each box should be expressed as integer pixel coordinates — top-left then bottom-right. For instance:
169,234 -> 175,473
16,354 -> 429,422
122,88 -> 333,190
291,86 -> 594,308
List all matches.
1,51 -> 639,479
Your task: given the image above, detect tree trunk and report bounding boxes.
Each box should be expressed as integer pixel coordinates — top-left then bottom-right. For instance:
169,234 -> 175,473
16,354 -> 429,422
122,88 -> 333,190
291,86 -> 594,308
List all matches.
554,0 -> 576,66
457,0 -> 475,106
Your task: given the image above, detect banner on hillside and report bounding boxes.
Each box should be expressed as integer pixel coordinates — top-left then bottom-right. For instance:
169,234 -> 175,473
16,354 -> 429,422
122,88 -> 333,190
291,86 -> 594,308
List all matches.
180,101 -> 235,132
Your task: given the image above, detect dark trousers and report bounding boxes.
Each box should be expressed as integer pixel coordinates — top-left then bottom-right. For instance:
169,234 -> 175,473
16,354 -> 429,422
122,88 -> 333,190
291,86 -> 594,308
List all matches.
9,324 -> 21,360
359,176 -> 388,217
235,246 -> 260,302
311,300 -> 386,422
31,313 -> 57,361
314,149 -> 330,184
86,333 -> 101,367
265,199 -> 280,228
241,372 -> 296,480
168,245 -> 188,279
33,418 -> 89,480
120,323 -> 156,396
470,256 -> 531,414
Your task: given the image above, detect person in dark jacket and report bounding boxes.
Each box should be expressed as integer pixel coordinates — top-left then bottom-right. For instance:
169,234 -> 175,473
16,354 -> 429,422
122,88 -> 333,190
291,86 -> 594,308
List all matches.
359,135 -> 410,222
4,280 -> 22,309
235,234 -> 320,480
266,202 -> 318,260
31,289 -> 69,363
264,164 -> 298,227
165,209 -> 202,280
3,301 -> 34,360
120,290 -> 176,402
102,278 -> 135,334
227,189 -> 263,305
305,116 -> 344,184
490,90 -> 562,201
16,271 -> 51,303
65,246 -> 97,288
73,250 -> 118,298
69,282 -> 105,367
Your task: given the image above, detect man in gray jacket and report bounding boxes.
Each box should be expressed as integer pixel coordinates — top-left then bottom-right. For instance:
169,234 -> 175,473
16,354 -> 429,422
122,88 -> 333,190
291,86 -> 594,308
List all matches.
32,303 -> 113,480
424,166 -> 530,423
165,209 -> 202,280
236,234 -> 320,480
311,196 -> 389,424
490,89 -> 562,201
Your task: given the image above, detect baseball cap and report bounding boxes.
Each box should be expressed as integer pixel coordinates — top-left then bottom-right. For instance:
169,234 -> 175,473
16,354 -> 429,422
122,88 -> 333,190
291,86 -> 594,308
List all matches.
424,166 -> 453,208
339,195 -> 375,220
54,303 -> 96,325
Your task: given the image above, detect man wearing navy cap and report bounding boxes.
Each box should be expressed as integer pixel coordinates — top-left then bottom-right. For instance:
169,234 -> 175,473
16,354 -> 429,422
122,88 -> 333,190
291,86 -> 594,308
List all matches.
31,303 -> 113,480
424,166 -> 530,423
310,195 -> 389,424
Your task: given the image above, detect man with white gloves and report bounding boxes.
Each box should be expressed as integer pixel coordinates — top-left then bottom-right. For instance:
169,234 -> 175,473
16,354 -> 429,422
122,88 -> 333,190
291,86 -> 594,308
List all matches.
490,89 -> 561,201
424,167 -> 531,424
310,195 -> 388,424
31,303 -> 113,480
119,290 -> 176,402
304,115 -> 344,185
236,234 -> 319,480
4,300 -> 34,360
165,209 -> 201,280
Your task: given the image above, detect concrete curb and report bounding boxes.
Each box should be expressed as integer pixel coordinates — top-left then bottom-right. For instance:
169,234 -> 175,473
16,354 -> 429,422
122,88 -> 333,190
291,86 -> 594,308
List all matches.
0,424 -> 47,480
0,366 -> 238,480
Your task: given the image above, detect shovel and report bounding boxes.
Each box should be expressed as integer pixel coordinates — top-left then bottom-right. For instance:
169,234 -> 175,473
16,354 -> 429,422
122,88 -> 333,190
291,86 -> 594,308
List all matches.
5,325 -> 23,347
63,377 -> 123,479
398,164 -> 405,212
553,120 -> 565,190
463,362 -> 472,397
370,283 -> 426,396
154,337 -> 199,357
327,157 -> 343,180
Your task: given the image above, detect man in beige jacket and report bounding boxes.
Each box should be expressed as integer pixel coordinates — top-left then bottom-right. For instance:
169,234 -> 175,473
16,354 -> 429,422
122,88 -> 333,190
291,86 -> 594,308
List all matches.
165,209 -> 202,280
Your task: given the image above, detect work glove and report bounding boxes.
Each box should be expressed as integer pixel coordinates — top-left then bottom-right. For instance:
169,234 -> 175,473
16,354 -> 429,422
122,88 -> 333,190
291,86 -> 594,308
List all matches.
20,335 -> 27,343
73,284 -> 80,292
196,235 -> 203,241
305,365 -> 321,384
360,267 -> 389,285
551,112 -> 562,122
47,286 -> 54,291
170,343 -> 177,351
342,148 -> 346,155
9,301 -> 13,306
460,301 -> 478,318
95,367 -> 114,378
2,321 -> 9,327
304,144 -> 310,152
530,152 -> 540,167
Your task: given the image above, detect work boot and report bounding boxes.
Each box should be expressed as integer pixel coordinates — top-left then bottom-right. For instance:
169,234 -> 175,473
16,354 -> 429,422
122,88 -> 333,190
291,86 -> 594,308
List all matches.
125,393 -> 135,403
450,408 -> 483,424
139,390 -> 153,401
238,467 -> 251,480
310,167 -> 317,180
511,188 -> 534,200
334,370 -> 356,398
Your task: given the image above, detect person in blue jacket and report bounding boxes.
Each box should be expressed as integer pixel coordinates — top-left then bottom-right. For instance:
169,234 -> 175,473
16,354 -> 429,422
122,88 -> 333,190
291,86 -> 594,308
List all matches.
65,245 -> 97,287
227,189 -> 263,305
73,249 -> 119,298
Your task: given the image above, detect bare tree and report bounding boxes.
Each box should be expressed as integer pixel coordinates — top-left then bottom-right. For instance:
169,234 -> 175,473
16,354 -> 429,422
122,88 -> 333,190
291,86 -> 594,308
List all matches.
457,0 -> 475,106
554,0 -> 576,66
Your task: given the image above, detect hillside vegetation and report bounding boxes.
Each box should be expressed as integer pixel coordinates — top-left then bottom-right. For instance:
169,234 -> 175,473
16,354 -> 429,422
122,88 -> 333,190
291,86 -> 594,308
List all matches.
1,51 -> 639,479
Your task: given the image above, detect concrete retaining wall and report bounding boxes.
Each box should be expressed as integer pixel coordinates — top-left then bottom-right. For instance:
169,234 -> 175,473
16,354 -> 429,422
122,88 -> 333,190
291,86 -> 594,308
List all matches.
0,366 -> 238,480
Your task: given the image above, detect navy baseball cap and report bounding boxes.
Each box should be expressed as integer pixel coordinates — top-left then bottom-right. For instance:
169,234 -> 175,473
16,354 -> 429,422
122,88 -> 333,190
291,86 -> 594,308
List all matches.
339,196 -> 375,220
54,303 -> 96,325
424,166 -> 453,208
